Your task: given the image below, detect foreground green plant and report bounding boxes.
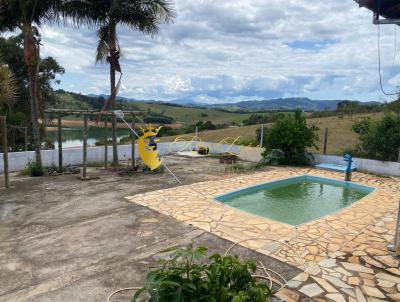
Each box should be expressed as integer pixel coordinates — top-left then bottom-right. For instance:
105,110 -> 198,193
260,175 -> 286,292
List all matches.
132,246 -> 271,302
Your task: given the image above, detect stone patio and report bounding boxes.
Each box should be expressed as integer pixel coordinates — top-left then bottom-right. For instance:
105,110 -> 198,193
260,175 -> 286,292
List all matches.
126,167 -> 400,302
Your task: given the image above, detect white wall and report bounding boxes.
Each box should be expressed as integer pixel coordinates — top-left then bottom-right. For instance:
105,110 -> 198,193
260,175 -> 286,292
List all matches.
312,154 -> 400,177
0,142 -> 192,173
2,143 -> 399,177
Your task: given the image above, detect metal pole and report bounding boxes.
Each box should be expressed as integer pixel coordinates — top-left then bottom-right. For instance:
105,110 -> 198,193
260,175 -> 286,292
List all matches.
57,114 -> 63,173
82,115 -> 88,179
388,201 -> 400,255
131,115 -> 136,167
323,128 -> 328,155
104,115 -> 108,169
260,124 -> 264,148
1,116 -> 9,188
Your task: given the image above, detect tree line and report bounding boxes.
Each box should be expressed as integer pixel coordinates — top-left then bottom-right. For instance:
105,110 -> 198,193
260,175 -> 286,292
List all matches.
0,0 -> 175,170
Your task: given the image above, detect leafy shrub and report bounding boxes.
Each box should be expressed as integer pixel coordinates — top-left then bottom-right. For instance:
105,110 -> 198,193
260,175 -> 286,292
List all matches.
24,160 -> 44,177
261,110 -> 319,165
132,246 -> 271,302
352,114 -> 400,161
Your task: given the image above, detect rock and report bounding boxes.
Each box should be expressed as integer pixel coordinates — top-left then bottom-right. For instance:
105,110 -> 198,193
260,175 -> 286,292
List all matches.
376,272 -> 400,283
322,275 -> 352,289
340,288 -> 355,298
376,279 -> 395,288
342,262 -> 374,274
355,287 -> 368,302
387,267 -> 400,276
360,256 -> 384,268
325,293 -> 346,302
275,288 -> 299,302
374,255 -> 399,267
299,283 -> 324,297
305,264 -> 321,276
334,266 -> 352,277
311,276 -> 338,293
388,293 -> 400,300
286,280 -> 302,289
319,258 -> 337,268
362,286 -> 385,299
348,277 -> 360,286
293,272 -> 309,282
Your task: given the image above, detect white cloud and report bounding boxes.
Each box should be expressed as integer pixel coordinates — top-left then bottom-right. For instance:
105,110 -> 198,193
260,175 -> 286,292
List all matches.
35,0 -> 400,103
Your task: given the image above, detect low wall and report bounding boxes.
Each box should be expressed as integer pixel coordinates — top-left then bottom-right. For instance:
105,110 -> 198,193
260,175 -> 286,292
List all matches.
312,154 -> 400,177
2,142 -> 399,177
0,141 -> 241,174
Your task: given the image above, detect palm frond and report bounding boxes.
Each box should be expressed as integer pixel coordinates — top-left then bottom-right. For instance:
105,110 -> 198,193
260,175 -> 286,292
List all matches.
95,24 -> 111,63
0,63 -> 17,104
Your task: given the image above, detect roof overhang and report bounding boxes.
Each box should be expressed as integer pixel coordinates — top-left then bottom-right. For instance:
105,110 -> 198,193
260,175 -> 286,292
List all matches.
355,0 -> 400,25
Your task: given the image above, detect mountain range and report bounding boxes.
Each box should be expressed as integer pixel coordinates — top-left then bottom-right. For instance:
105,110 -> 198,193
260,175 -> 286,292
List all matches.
86,94 -> 379,112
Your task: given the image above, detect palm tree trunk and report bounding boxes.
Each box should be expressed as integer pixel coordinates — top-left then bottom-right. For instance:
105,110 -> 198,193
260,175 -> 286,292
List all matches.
109,23 -> 118,166
23,24 -> 42,167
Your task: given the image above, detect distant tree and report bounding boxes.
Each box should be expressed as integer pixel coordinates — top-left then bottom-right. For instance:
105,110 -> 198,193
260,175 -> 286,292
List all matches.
0,63 -> 17,108
337,101 -> 360,117
0,0 -> 66,167
262,110 -> 319,165
387,95 -> 400,117
352,114 -> 400,161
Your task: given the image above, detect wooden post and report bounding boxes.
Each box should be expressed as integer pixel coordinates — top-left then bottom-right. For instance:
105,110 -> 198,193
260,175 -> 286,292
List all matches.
323,128 -> 328,155
1,116 -> 9,188
82,115 -> 88,179
104,115 -> 108,169
57,114 -> 63,173
131,115 -> 136,167
24,127 -> 28,151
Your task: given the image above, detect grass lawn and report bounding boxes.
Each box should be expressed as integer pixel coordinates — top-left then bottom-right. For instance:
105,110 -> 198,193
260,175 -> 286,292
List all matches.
160,113 -> 383,155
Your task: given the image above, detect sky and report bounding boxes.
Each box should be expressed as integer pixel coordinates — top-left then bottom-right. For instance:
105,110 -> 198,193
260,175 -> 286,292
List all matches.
36,0 -> 400,104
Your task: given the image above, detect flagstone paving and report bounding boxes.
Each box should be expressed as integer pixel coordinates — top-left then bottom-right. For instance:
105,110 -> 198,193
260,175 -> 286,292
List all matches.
126,167 -> 400,301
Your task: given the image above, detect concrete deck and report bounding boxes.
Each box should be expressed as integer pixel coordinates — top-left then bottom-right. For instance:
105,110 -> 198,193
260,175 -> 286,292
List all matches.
0,156 -> 301,302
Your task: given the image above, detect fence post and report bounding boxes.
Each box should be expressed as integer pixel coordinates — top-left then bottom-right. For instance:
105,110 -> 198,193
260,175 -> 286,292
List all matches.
104,115 -> 108,169
1,116 -> 9,188
323,128 -> 328,155
57,113 -> 63,173
82,115 -> 88,179
131,115 -> 136,167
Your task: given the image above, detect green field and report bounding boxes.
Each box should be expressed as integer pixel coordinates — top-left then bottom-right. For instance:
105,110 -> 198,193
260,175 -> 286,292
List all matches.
131,102 -> 252,125
160,113 -> 383,155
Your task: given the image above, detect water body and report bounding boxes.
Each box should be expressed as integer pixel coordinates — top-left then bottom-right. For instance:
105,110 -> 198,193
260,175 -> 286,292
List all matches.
46,127 -> 132,148
216,176 -> 373,226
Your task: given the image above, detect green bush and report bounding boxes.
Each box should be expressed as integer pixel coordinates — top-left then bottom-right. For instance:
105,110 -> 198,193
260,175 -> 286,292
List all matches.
261,110 -> 319,165
352,114 -> 400,161
24,160 -> 44,177
132,246 -> 271,302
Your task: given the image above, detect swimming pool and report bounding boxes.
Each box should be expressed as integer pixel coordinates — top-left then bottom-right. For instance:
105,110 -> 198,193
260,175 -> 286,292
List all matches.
215,175 -> 374,226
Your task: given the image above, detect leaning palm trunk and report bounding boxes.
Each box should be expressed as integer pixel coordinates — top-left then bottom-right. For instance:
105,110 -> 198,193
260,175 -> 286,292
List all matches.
23,24 -> 42,167
109,23 -> 118,166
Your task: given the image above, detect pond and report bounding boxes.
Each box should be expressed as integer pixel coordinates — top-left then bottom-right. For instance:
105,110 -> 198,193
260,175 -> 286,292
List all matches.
46,127 -> 132,148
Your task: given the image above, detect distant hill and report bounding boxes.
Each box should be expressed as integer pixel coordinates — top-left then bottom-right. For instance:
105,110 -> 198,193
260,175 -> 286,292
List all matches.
208,98 -> 379,111
84,94 -> 378,112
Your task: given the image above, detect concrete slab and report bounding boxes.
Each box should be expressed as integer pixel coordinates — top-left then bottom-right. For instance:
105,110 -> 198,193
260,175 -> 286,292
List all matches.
0,155 -> 300,302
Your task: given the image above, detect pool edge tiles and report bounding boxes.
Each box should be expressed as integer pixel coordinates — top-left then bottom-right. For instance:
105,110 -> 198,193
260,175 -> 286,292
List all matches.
214,175 -> 375,226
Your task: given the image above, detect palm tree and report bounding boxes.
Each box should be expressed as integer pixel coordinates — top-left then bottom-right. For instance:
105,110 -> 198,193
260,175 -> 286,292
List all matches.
68,0 -> 175,166
0,63 -> 17,107
0,0 -> 63,168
